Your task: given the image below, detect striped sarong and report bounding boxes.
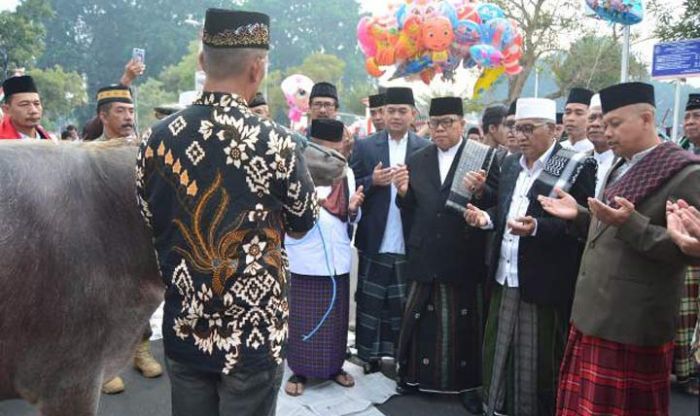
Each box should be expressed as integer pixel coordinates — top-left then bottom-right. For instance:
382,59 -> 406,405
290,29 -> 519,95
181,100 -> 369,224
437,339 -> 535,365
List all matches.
557,326 -> 674,416
397,281 -> 482,393
674,266 -> 700,381
287,273 -> 349,379
483,285 -> 568,416
355,252 -> 407,361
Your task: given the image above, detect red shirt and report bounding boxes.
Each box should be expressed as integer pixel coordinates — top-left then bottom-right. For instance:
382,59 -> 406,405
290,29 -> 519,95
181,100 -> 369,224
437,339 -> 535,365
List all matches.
0,116 -> 50,140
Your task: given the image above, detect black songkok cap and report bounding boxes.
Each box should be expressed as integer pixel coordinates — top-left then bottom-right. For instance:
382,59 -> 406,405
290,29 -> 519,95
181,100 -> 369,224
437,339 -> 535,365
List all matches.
96,85 -> 133,107
429,96 -> 464,117
686,94 -> 700,111
310,119 -> 344,142
249,92 -> 267,108
2,75 -> 38,98
507,100 -> 517,116
202,8 -> 270,49
368,93 -> 385,108
467,127 -> 480,136
566,87 -> 595,106
556,112 -> 564,124
385,87 -> 415,106
599,82 -> 655,115
310,82 -> 338,102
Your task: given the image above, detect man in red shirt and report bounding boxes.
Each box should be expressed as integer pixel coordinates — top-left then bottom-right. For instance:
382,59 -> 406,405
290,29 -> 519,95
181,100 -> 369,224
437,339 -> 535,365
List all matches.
0,75 -> 51,140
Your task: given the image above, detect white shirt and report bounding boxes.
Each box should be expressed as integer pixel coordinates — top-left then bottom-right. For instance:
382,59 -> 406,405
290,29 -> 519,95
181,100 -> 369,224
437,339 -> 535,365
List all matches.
593,149 -> 615,197
562,138 -> 594,153
438,139 -> 463,184
379,132 -> 409,255
285,169 -> 360,276
483,141 -> 557,288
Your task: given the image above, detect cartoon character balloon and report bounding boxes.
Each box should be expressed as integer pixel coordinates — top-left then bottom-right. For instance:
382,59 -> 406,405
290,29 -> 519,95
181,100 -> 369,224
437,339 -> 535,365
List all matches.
280,74 -> 314,126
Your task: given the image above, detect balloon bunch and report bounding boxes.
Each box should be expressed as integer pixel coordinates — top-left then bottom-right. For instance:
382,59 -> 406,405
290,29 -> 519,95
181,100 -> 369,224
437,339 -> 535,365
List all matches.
357,1 -> 523,86
585,0 -> 644,26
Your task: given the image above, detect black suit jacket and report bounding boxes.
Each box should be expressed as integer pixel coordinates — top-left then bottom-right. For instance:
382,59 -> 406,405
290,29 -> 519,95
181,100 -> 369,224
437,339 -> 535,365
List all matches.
487,144 -> 596,308
350,130 -> 431,255
397,141 -> 499,285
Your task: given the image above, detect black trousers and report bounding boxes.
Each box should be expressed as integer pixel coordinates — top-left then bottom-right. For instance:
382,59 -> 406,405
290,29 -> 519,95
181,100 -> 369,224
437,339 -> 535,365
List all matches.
166,358 -> 283,416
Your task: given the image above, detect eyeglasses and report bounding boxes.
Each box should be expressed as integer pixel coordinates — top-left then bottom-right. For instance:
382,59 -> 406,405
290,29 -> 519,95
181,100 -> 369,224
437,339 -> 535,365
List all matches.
514,122 -> 547,135
311,101 -> 336,110
428,117 -> 460,129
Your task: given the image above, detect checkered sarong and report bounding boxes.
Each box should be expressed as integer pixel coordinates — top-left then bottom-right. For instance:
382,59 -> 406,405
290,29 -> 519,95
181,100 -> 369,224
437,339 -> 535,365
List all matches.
557,326 -> 674,416
486,286 -> 538,416
674,266 -> 700,380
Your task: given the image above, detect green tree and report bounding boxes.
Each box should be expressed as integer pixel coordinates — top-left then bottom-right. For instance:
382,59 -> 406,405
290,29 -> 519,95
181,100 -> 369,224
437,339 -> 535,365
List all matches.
134,78 -> 178,130
649,0 -> 700,41
286,53 -> 346,87
30,65 -> 87,130
489,0 -> 583,101
159,40 -> 200,94
548,35 -> 648,98
0,0 -> 53,77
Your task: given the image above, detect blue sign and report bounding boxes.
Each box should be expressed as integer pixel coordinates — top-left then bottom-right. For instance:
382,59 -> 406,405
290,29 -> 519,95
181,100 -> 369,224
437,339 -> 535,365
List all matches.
652,39 -> 700,79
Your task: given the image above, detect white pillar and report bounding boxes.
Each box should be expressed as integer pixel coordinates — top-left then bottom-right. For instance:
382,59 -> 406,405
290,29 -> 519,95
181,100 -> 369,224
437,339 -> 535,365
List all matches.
621,26 -> 631,82
671,79 -> 683,143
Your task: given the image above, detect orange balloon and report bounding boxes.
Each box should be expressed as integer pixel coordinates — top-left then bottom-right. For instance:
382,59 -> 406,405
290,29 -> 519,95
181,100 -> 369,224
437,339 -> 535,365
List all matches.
422,16 -> 454,52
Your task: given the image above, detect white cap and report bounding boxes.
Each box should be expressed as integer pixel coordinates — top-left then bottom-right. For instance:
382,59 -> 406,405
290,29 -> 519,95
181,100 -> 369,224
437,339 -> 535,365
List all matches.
589,93 -> 601,109
515,98 -> 556,122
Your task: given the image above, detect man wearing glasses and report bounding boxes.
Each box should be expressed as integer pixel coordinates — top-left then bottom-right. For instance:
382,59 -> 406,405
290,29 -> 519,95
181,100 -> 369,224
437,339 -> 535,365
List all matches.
308,82 -> 339,121
351,87 -> 430,373
393,96 -> 497,413
464,98 -> 596,416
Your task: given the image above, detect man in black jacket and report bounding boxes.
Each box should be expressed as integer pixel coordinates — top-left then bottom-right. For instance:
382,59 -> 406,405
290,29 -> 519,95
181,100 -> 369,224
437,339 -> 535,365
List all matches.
464,98 -> 596,416
394,97 -> 498,413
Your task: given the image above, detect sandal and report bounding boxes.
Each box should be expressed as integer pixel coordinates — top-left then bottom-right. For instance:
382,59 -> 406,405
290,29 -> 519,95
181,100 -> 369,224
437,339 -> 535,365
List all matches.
333,369 -> 355,388
284,374 -> 307,397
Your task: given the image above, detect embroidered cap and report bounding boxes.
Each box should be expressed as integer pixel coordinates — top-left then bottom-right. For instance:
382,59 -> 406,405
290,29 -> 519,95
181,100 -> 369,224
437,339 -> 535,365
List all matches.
249,92 -> 267,108
385,87 -> 415,106
96,85 -> 133,107
686,94 -> 700,111
566,87 -> 594,106
310,119 -> 344,143
202,8 -> 270,49
589,93 -> 602,109
599,82 -> 655,115
429,96 -> 464,117
515,98 -> 556,122
310,82 -> 338,102
368,93 -> 385,108
2,75 -> 38,99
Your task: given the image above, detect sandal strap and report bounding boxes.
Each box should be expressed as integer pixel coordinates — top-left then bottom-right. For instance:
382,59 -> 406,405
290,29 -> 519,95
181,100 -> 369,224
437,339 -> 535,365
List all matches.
288,374 -> 307,384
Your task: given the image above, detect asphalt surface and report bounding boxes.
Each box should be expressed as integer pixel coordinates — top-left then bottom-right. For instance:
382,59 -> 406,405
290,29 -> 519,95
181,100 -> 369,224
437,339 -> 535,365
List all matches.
0,340 -> 697,416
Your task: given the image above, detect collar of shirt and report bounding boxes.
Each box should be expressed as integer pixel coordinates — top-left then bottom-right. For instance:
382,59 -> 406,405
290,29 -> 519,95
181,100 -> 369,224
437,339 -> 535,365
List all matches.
519,139 -> 557,173
388,131 -> 408,144
438,138 -> 463,157
194,91 -> 248,109
594,149 -> 614,163
625,144 -> 658,165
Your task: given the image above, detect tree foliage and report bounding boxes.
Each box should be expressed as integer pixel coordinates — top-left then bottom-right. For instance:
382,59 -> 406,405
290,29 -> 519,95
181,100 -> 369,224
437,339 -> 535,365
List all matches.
30,65 -> 87,130
649,0 -> 700,41
489,0 -> 584,101
548,35 -> 647,98
134,78 -> 178,130
0,0 -> 53,77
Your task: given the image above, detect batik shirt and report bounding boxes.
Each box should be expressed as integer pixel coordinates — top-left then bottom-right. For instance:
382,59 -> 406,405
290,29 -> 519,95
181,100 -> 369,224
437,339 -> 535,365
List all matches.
136,91 -> 318,374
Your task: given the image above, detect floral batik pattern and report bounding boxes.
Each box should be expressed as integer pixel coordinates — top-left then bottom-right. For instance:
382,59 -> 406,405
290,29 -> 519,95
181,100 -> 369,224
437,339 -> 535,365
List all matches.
136,91 -> 318,374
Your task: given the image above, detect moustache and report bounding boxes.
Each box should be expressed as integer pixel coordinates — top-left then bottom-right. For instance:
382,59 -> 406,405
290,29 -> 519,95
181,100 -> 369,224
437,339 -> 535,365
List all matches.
121,124 -> 134,129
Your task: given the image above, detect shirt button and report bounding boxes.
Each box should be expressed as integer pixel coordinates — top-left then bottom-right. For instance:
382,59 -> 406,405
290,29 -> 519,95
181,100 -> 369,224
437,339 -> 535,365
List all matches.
422,358 -> 430,366
414,312 -> 421,320
427,304 -> 434,312
461,309 -> 468,316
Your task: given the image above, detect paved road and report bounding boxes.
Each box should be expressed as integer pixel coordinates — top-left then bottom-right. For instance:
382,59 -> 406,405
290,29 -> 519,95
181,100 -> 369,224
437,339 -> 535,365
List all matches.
1,340 -> 696,416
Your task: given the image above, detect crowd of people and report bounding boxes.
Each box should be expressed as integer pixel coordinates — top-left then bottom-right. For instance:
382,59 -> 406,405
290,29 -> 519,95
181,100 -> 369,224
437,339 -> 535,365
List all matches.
1,6 -> 700,416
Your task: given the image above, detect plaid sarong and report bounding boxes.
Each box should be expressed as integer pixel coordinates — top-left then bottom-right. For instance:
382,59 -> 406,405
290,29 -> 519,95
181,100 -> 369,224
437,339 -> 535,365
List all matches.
483,285 -> 568,416
397,281 -> 482,393
674,266 -> 700,381
557,326 -> 674,416
355,253 -> 407,361
287,273 -> 349,379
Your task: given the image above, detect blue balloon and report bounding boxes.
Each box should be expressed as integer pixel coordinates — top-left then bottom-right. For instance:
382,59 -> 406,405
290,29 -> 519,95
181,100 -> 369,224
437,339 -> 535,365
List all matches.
477,3 -> 506,24
437,0 -> 459,27
396,3 -> 408,29
389,55 -> 434,80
